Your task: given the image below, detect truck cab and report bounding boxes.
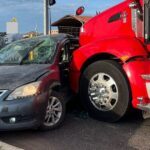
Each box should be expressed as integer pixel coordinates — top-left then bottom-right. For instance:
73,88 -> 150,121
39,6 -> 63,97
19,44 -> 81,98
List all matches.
70,0 -> 150,122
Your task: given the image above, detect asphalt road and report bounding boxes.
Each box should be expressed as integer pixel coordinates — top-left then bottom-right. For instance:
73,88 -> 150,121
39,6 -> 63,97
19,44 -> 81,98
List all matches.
0,103 -> 150,150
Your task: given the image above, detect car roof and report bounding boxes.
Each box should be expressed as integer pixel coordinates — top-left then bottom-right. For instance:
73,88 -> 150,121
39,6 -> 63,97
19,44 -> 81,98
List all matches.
49,33 -> 76,42
50,33 -> 74,40
16,33 -> 75,44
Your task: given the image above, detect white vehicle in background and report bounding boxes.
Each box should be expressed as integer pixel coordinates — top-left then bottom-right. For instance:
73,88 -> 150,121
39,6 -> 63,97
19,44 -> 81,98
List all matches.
4,34 -> 23,45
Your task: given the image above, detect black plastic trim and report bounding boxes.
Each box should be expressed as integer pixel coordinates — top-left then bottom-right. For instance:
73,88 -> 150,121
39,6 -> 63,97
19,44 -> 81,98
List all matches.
108,13 -> 121,23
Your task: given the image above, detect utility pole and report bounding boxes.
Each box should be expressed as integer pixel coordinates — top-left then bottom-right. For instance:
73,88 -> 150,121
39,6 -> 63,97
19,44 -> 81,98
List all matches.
44,0 -> 56,35
44,0 -> 49,35
49,6 -> 52,35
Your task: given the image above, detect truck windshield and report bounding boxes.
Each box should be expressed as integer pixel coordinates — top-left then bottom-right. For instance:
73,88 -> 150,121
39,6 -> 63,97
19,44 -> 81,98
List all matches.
0,36 -> 56,65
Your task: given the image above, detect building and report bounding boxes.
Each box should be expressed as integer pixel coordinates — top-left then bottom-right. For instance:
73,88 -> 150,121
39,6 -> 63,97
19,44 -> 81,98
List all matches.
23,31 -> 39,38
49,29 -> 58,35
6,18 -> 19,34
52,15 -> 92,36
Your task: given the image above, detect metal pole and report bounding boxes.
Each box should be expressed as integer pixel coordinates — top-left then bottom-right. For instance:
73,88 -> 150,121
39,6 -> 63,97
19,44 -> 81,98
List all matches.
49,6 -> 52,35
44,0 -> 49,35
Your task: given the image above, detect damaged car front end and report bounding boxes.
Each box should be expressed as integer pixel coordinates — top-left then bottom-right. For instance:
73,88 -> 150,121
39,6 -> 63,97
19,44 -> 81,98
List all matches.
0,34 -> 76,131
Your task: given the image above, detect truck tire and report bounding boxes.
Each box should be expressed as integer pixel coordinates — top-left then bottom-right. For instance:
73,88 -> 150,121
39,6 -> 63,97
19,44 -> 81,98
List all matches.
41,91 -> 66,130
80,60 -> 130,122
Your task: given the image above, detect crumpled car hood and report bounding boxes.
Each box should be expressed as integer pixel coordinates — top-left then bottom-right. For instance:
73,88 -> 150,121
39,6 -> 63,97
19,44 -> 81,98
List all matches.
0,64 -> 50,90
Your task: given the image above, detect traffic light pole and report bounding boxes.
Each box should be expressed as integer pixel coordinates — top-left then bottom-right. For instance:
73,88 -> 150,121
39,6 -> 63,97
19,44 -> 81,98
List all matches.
44,0 -> 49,35
49,5 -> 52,35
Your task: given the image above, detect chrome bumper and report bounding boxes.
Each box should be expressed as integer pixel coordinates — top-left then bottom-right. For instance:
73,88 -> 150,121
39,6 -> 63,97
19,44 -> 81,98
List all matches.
138,104 -> 150,119
138,103 -> 150,112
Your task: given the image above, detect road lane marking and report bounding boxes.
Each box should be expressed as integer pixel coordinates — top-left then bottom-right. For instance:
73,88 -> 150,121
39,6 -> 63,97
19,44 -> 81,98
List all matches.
0,141 -> 23,150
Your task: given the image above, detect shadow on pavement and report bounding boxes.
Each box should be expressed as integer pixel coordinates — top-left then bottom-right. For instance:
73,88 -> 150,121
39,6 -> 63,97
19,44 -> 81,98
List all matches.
0,97 -> 149,150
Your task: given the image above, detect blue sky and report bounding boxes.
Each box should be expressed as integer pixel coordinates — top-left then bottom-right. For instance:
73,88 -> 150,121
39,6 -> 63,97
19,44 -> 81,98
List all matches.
0,0 -> 123,33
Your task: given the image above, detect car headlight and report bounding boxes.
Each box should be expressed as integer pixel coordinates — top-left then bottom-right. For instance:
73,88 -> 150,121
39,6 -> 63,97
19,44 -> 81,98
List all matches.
6,81 -> 41,101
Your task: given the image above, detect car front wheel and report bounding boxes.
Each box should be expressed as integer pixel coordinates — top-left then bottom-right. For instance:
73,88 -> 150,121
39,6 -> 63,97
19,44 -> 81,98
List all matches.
41,91 -> 66,130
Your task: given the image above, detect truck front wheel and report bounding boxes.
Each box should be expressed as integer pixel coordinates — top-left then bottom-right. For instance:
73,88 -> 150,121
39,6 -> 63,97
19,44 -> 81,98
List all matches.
80,60 -> 130,122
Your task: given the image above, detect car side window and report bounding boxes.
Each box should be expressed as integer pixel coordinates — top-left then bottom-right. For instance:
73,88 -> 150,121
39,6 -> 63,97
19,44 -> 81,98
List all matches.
60,42 -> 70,63
59,39 -> 79,86
60,39 -> 79,64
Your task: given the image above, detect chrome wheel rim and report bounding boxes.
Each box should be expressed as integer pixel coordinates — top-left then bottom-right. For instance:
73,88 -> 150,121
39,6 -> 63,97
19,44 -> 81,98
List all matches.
44,96 -> 62,127
88,73 -> 118,111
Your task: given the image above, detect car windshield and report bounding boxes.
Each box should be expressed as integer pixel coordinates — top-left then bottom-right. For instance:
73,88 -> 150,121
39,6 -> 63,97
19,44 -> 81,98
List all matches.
0,36 -> 57,65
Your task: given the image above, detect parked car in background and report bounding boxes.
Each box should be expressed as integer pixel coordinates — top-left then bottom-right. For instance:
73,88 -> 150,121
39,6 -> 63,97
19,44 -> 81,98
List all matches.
0,34 -> 78,131
0,36 -> 5,49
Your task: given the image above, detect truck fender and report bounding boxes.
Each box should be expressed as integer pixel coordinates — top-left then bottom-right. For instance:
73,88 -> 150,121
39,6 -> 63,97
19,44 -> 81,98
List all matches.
123,60 -> 150,108
71,37 -> 148,72
70,37 -> 148,93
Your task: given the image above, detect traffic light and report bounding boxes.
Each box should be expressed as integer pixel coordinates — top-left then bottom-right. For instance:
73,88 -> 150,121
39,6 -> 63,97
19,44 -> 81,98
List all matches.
76,6 -> 85,16
49,0 -> 56,6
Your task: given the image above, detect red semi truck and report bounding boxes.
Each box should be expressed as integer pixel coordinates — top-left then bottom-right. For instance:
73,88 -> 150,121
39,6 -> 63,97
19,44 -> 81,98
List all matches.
69,0 -> 150,122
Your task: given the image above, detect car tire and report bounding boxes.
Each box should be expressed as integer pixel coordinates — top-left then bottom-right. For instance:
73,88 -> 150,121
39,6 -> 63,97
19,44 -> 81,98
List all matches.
80,60 -> 130,122
41,91 -> 66,130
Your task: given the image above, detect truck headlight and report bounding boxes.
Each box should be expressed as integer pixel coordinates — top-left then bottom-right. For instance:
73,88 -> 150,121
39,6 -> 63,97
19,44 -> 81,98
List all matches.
141,74 -> 150,80
146,83 -> 150,98
6,81 -> 41,101
80,26 -> 85,33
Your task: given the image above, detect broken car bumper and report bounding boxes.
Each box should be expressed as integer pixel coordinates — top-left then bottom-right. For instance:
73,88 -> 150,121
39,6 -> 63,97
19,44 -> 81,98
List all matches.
0,92 -> 47,131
